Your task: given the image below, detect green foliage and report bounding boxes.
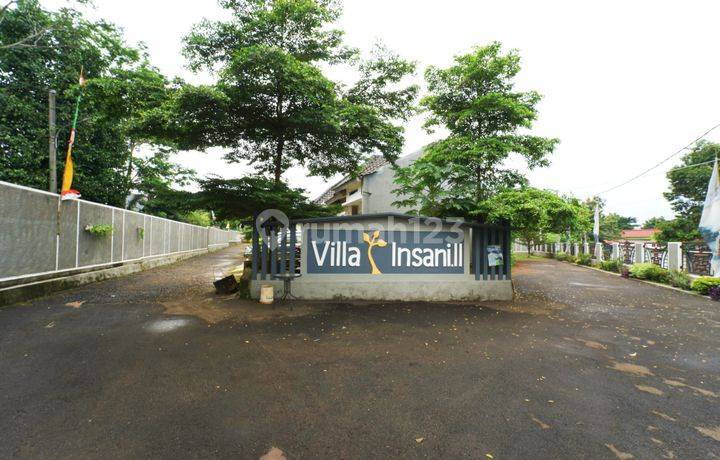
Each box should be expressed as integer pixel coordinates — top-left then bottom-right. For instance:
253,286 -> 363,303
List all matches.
0,0 -> 190,208
174,0 -> 418,183
196,175 -> 338,221
667,270 -> 692,290
183,210 -> 212,227
665,141 -> 719,224
481,188 -> 590,251
84,224 -> 113,238
137,227 -> 144,240
655,217 -> 701,243
691,276 -> 720,295
393,42 -> 558,216
600,213 -> 637,241
576,253 -> 592,266
555,252 -> 568,262
642,216 -> 667,229
600,259 -> 623,273
628,263 -> 669,283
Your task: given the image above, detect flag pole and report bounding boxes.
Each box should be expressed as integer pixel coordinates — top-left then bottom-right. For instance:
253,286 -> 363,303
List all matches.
56,68 -> 86,270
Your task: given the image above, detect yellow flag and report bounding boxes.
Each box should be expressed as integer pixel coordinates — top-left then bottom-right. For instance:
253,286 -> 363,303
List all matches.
60,70 -> 85,200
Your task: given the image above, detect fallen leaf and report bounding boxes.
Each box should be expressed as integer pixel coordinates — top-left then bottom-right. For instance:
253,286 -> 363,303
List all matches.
65,300 -> 86,309
415,437 -> 424,443
45,321 -> 55,328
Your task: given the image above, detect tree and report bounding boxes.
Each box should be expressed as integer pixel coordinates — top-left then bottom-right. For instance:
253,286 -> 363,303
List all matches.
479,188 -> 589,254
599,213 -> 636,241
393,42 -> 558,217
0,0 -> 52,49
173,0 -> 418,183
196,175 -> 339,221
642,216 -> 667,229
655,217 -> 701,243
665,141 -> 719,223
0,0 -> 190,208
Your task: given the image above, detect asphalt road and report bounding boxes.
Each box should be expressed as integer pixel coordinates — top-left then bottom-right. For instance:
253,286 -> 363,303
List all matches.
1,247 -> 718,459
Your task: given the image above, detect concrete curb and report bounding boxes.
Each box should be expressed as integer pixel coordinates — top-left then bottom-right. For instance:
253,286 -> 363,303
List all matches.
0,246 -> 227,307
559,260 -> 709,299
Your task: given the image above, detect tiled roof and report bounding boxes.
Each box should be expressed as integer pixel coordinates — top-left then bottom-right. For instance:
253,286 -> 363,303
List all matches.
621,228 -> 658,238
358,155 -> 389,176
313,155 -> 389,204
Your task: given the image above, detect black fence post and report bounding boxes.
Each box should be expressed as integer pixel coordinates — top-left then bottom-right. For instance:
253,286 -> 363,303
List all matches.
504,226 -> 511,280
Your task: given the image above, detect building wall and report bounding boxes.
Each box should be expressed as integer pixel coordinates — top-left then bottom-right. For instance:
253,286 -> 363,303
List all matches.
362,149 -> 424,214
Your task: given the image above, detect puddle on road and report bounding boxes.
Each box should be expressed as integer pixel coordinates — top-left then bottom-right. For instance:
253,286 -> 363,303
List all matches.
146,318 -> 190,333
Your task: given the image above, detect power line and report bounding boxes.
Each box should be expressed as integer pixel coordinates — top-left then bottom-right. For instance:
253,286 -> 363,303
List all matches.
595,122 -> 720,196
667,158 -> 716,173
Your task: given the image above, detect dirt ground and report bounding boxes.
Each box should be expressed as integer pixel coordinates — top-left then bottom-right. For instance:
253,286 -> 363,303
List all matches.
0,246 -> 718,458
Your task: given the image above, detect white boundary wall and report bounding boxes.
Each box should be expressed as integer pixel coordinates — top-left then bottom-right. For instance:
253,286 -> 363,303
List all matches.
0,181 -> 242,283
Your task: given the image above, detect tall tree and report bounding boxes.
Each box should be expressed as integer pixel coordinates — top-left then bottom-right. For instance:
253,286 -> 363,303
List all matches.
664,140 -> 719,223
393,42 -> 558,217
0,0 -> 189,208
174,0 -> 417,183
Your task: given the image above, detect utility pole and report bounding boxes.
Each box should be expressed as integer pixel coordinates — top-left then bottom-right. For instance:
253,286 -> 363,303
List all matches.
48,89 -> 57,193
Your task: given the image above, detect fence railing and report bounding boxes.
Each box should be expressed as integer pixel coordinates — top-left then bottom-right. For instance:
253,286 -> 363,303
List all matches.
513,239 -> 715,277
0,181 -> 242,283
253,216 -> 512,281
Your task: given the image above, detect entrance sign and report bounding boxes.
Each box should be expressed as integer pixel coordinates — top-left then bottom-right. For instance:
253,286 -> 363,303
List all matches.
307,229 -> 464,275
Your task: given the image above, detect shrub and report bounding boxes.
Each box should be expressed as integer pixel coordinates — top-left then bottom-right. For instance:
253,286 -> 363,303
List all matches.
709,286 -> 720,301
621,266 -> 630,278
600,259 -> 623,273
691,276 -> 720,295
555,252 -> 568,261
84,224 -> 113,238
565,255 -> 577,264
576,253 -> 592,266
667,270 -> 692,290
628,263 -> 669,283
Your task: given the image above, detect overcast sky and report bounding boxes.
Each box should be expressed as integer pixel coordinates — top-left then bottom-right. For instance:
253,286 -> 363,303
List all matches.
44,0 -> 720,224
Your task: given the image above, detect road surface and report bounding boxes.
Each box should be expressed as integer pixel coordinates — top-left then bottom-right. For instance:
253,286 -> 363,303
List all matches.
0,247 -> 718,458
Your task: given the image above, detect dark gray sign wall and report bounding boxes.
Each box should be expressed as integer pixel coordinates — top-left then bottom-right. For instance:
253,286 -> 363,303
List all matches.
306,229 -> 465,274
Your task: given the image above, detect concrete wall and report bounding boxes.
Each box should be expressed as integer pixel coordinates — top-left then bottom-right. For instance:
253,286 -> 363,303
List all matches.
362,149 -> 424,214
251,216 -> 513,301
0,181 -> 242,283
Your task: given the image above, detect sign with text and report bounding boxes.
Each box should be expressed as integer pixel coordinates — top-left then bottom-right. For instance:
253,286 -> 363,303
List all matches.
306,229 -> 465,275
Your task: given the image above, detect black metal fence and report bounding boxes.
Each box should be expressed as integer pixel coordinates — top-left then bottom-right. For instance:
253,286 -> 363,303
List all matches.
643,243 -> 668,269
682,241 -> 712,276
470,224 -> 512,281
251,215 -> 511,281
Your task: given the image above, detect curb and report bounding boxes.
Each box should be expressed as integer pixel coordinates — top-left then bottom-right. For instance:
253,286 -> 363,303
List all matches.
0,245 -> 228,307
555,259 -> 709,299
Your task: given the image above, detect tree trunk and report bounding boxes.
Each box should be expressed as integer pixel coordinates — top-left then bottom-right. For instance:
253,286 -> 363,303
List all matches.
273,137 -> 284,184
526,239 -> 533,256
123,142 -> 136,208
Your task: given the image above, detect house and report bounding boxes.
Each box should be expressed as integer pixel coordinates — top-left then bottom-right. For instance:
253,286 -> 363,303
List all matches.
315,149 -> 424,215
620,228 -> 658,241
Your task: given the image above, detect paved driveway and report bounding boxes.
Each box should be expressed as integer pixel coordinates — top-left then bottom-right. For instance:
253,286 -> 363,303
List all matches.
1,248 -> 718,458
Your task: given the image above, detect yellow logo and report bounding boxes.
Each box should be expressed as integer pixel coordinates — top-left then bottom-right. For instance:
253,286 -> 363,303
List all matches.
363,230 -> 387,275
